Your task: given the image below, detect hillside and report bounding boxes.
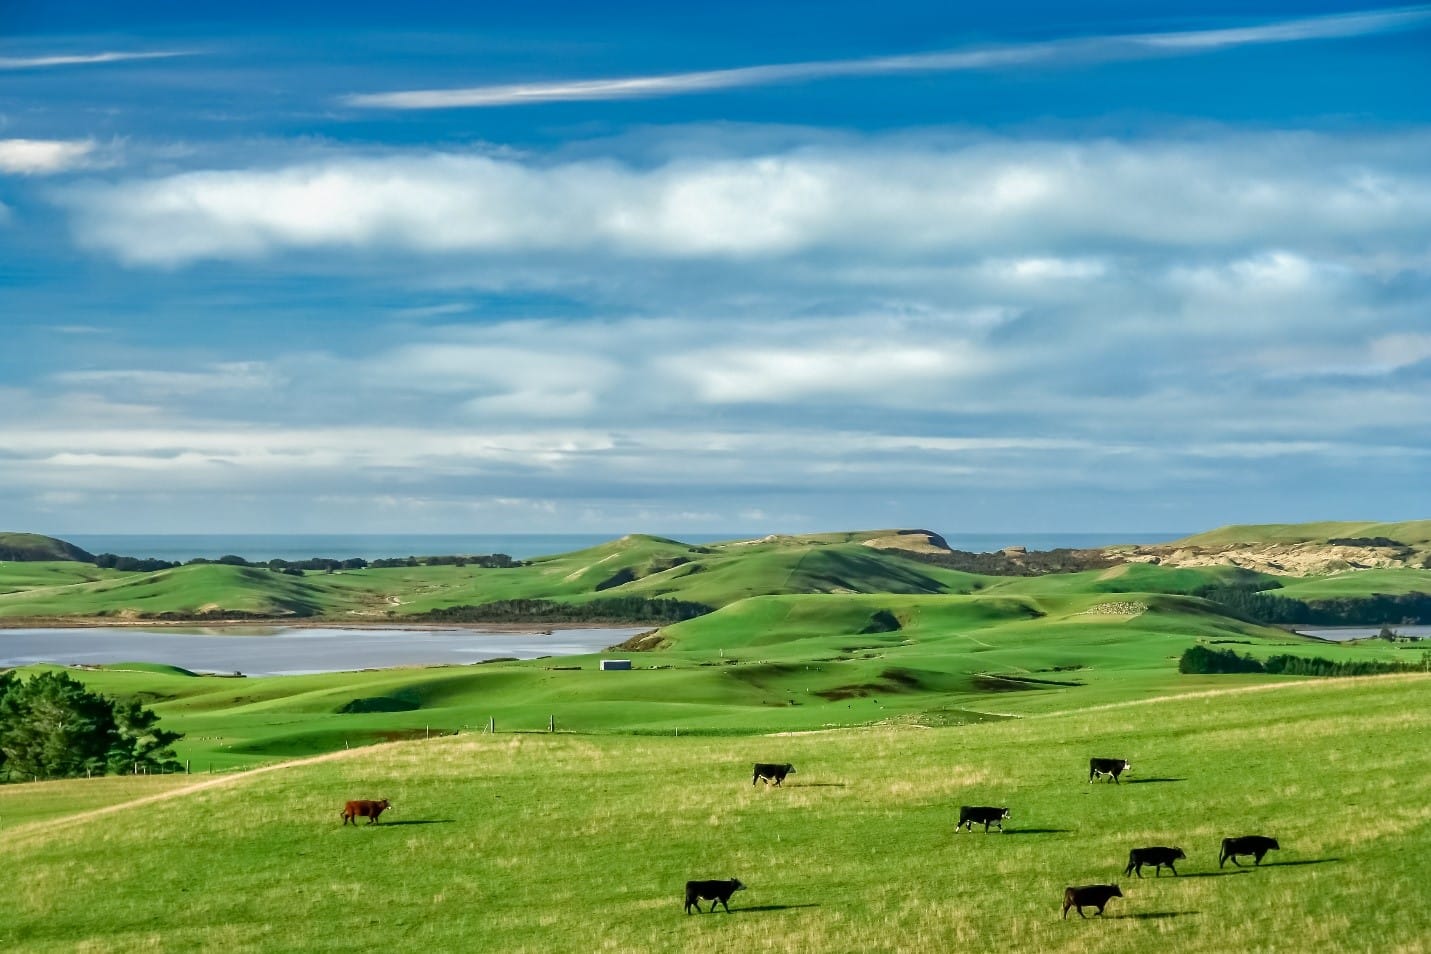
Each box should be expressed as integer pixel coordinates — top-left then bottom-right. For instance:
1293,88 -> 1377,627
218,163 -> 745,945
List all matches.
0,523 -> 1427,624
2,674 -> 1425,953
1121,520 -> 1431,576
0,532 -> 95,563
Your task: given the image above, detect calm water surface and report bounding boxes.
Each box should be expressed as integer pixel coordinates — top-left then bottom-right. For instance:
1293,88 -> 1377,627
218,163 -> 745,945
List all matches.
1297,625 -> 1431,642
0,626 -> 644,676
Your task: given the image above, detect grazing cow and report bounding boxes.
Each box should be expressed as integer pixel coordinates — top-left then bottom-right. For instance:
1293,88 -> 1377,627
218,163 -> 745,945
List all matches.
752,763 -> 795,786
1124,846 -> 1186,877
684,878 -> 746,914
1089,758 -> 1132,784
341,799 -> 391,826
957,806 -> 1011,832
1062,884 -> 1123,919
1220,835 -> 1280,868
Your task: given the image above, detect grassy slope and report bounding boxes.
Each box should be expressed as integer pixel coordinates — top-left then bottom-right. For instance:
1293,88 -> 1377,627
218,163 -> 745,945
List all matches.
2,674 -> 1425,954
13,585 -> 1413,772
2,529 -> 1427,622
1174,520 -> 1431,547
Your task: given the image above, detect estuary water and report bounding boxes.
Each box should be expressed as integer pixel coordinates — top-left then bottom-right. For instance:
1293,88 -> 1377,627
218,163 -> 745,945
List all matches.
1297,625 -> 1431,642
0,626 -> 645,676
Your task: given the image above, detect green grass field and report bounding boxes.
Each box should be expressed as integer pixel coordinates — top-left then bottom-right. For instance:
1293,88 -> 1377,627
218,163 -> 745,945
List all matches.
2,674 -> 1426,953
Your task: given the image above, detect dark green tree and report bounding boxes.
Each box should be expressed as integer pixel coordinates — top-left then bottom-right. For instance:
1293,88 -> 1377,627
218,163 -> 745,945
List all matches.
0,671 -> 183,781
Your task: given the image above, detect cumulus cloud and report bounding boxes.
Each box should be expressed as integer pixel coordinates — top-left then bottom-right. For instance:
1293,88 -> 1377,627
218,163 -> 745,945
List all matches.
57,133 -> 1431,266
0,139 -> 94,175
344,7 -> 1431,109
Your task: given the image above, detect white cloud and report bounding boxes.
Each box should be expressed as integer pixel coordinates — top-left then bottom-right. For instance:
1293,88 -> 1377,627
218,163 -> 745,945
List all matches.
0,51 -> 189,70
58,134 -> 1431,266
666,341 -> 981,404
0,139 -> 94,175
344,7 -> 1431,109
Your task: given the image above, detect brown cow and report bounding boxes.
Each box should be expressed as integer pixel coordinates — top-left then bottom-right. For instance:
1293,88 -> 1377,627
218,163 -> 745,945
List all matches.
341,799 -> 391,825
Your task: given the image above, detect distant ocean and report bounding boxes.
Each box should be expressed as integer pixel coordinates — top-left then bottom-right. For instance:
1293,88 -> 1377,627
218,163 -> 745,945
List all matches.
59,532 -> 1183,563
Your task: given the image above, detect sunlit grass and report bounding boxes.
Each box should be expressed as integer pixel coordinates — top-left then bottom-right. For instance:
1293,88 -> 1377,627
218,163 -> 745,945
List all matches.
2,674 -> 1425,953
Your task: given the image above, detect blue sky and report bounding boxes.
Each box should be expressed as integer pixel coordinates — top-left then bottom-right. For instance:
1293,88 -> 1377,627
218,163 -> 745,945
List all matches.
1,2 -> 1428,536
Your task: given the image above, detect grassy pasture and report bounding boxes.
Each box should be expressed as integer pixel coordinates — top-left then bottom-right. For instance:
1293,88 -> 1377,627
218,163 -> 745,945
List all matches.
2,674 -> 1426,953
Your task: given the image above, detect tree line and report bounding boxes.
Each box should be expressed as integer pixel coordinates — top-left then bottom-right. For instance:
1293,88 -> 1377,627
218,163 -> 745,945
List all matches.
91,552 -> 523,575
1178,645 -> 1427,678
0,670 -> 182,782
1197,584 -> 1431,626
416,596 -> 713,624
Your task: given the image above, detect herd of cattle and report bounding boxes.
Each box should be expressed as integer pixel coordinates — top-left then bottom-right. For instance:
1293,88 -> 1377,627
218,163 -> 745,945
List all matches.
340,755 -> 1283,921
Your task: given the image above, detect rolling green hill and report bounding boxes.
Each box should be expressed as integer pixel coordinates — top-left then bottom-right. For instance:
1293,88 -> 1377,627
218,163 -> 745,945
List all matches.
0,532 -> 95,563
1173,520 -> 1431,548
1,674 -> 1425,953
1,525 -> 1428,623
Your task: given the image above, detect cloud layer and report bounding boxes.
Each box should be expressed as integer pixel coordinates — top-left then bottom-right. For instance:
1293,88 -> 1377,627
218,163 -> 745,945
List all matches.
59,133 -> 1431,267
0,139 -> 95,175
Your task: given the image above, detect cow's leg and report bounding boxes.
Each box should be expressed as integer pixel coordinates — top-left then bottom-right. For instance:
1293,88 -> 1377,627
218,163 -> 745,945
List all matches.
1254,852 -> 1265,866
1168,862 -> 1177,876
983,821 -> 991,832
720,898 -> 732,913
1155,864 -> 1161,877
1134,864 -> 1143,878
1077,905 -> 1088,919
1096,903 -> 1107,917
1231,855 -> 1243,867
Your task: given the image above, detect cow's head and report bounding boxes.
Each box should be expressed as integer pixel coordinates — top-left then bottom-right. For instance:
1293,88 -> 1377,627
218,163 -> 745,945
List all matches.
379,799 -> 391,810
1267,838 -> 1280,850
1001,808 -> 1011,818
1121,761 -> 1132,771
1173,848 -> 1186,859
785,764 -> 796,773
732,879 -> 747,891
1110,885 -> 1124,897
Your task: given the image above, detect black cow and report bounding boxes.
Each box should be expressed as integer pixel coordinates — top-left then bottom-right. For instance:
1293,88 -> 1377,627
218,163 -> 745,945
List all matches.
1220,835 -> 1280,867
957,806 -> 1011,832
1089,758 -> 1131,784
1062,884 -> 1123,919
752,763 -> 795,786
1124,846 -> 1186,877
684,878 -> 746,914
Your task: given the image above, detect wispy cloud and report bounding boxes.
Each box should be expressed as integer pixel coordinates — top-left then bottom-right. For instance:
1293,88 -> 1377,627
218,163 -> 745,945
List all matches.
344,6 -> 1431,109
0,50 -> 190,70
0,139 -> 94,175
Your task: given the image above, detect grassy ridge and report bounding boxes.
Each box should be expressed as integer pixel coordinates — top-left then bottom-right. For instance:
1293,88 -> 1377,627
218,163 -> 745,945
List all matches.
3,528 -> 1429,623
2,675 -> 1426,953
1173,520 -> 1431,547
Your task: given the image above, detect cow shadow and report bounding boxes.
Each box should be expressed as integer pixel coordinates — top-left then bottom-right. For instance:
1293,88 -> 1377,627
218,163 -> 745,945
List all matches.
789,782 -> 847,788
1112,911 -> 1197,920
1125,777 -> 1185,784
732,904 -> 821,914
1179,870 -> 1249,878
1001,828 -> 1072,836
379,819 -> 455,827
1261,858 -> 1340,868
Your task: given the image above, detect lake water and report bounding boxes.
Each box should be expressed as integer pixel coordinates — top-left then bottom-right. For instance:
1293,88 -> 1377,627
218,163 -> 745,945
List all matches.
57,531 -> 1184,562
0,626 -> 645,676
1297,625 -> 1431,643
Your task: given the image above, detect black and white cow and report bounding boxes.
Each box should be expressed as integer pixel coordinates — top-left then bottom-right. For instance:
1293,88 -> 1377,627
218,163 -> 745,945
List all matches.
1088,758 -> 1131,784
956,806 -> 1011,832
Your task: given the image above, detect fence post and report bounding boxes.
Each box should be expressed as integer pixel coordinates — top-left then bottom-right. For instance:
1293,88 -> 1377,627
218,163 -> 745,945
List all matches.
488,716 -> 495,734
186,760 -> 191,775
426,725 -> 431,739
549,714 -> 555,733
